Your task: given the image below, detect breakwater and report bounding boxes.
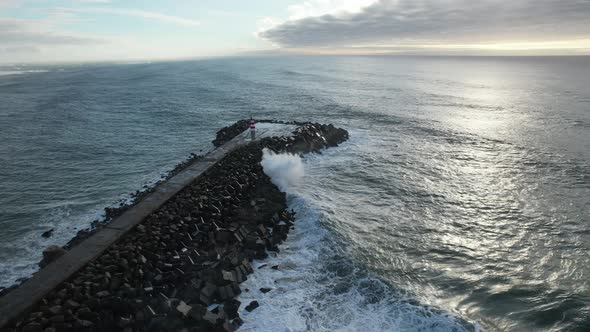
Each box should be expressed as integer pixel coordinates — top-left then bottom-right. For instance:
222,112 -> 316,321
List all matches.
0,121 -> 348,332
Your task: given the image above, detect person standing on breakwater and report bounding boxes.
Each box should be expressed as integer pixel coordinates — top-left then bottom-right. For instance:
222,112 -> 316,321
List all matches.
250,116 -> 256,140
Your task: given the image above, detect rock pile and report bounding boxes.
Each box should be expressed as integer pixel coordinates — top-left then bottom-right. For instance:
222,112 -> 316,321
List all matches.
2,121 -> 348,332
212,119 -> 349,152
211,120 -> 249,147
272,122 -> 349,154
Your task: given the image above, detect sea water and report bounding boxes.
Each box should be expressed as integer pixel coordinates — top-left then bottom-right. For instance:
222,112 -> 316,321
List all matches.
1,56 -> 589,331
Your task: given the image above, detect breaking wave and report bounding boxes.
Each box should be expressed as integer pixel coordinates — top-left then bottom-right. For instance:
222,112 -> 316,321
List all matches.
261,148 -> 304,193
240,143 -> 478,332
238,194 -> 477,332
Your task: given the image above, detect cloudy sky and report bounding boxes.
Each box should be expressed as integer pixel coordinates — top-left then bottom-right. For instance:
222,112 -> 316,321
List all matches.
1,0 -> 590,63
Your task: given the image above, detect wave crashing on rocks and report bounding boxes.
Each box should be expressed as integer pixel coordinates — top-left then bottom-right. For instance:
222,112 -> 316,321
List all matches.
260,148 -> 304,194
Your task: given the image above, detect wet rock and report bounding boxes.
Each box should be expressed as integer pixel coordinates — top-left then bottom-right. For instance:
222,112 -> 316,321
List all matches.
245,301 -> 259,312
119,258 -> 129,269
201,282 -> 217,298
39,246 -> 67,268
41,229 -> 54,238
224,299 -> 240,320
96,290 -> 110,298
222,270 -> 237,282
216,230 -> 234,243
28,312 -> 44,321
22,322 -> 43,332
260,287 -> 272,294
212,120 -> 249,147
229,317 -> 243,330
176,301 -> 191,316
65,300 -> 80,309
188,304 -> 206,321
202,310 -> 221,324
117,316 -> 132,328
47,305 -> 63,315
74,319 -> 94,329
75,307 -> 91,320
109,276 -> 122,290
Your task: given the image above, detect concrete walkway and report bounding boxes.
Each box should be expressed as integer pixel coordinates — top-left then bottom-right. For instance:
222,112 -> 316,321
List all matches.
0,124 -> 294,328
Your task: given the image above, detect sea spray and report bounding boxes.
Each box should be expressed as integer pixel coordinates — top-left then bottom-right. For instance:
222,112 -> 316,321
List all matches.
260,148 -> 304,193
241,145 -> 478,332
238,195 -> 476,332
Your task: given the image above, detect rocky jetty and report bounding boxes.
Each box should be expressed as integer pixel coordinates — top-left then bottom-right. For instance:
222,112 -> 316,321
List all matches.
1,121 -> 348,332
211,120 -> 249,147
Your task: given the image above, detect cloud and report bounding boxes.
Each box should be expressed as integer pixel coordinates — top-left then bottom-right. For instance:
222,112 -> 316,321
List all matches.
260,0 -> 590,50
287,0 -> 379,20
0,0 -> 20,9
256,17 -> 282,37
0,5 -> 200,63
0,18 -> 104,46
0,45 -> 41,54
61,7 -> 200,27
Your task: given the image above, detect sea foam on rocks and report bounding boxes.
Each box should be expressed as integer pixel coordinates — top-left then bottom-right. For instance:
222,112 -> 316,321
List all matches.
261,149 -> 304,193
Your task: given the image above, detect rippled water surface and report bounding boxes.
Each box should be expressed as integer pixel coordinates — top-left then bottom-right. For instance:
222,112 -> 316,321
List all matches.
1,56 -> 589,331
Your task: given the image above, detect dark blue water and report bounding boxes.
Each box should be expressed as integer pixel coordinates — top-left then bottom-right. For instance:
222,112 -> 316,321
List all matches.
1,56 -> 589,331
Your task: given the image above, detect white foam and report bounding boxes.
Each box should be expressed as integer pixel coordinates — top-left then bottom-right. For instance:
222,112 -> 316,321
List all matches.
261,148 -> 304,193
0,204 -> 104,288
238,195 -> 474,332
238,196 -> 326,331
240,139 -> 476,331
0,69 -> 49,77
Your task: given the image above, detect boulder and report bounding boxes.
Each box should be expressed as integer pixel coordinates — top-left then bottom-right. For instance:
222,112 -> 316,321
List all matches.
39,246 -> 67,268
41,229 -> 54,238
22,322 -> 43,332
244,301 -> 259,312
96,290 -> 110,298
176,301 -> 192,317
47,305 -> 63,315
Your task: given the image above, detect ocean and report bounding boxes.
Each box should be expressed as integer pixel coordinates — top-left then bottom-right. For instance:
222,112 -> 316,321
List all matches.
1,56 -> 589,331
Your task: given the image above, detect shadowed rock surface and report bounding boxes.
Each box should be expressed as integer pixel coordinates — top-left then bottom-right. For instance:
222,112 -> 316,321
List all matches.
212,120 -> 250,147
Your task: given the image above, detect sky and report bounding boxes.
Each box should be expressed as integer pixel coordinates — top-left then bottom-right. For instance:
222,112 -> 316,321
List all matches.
1,0 -> 590,63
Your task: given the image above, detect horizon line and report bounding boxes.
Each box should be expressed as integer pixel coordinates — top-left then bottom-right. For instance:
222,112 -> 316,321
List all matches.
1,53 -> 590,67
